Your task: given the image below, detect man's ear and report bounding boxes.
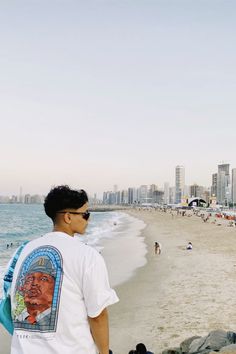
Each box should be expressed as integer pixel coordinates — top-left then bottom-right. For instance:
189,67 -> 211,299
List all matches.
64,212 -> 72,224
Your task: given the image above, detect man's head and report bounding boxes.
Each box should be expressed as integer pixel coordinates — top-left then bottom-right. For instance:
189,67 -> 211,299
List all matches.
44,185 -> 89,235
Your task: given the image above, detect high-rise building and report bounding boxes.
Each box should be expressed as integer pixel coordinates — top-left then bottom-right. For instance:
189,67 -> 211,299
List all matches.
169,186 -> 175,204
217,163 -> 230,205
175,165 -> 185,204
139,185 -> 149,204
211,173 -> 217,197
218,163 -> 230,176
217,171 -> 226,205
164,182 -> 170,204
232,168 -> 236,206
128,187 -> 135,204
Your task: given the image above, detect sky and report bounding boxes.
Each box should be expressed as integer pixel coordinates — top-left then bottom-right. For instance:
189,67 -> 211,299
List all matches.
0,0 -> 236,198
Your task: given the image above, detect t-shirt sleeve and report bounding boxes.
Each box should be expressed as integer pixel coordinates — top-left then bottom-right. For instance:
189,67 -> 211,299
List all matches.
82,250 -> 119,318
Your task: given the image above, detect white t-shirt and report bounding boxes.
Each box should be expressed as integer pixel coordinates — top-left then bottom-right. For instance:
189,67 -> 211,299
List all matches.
10,232 -> 119,354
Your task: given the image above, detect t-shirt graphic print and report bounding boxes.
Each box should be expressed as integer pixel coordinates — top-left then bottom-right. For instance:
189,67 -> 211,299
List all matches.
12,245 -> 63,332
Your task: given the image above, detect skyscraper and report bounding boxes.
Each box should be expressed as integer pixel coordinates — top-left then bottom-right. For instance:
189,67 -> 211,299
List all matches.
164,182 -> 170,204
232,168 -> 236,206
217,163 -> 230,205
211,173 -> 217,197
175,165 -> 185,204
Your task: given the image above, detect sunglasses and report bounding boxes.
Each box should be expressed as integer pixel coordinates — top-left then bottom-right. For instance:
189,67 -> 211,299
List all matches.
57,211 -> 90,220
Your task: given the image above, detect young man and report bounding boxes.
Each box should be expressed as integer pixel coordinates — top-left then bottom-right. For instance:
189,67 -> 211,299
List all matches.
10,185 -> 119,354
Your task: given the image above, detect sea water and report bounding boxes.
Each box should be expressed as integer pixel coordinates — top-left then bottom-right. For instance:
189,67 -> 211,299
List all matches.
0,204 -> 146,292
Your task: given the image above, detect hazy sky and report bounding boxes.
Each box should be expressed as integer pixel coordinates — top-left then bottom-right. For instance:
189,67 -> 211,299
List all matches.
0,0 -> 236,197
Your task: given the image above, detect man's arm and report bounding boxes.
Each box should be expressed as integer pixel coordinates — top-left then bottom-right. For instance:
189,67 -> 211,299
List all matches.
88,308 -> 109,354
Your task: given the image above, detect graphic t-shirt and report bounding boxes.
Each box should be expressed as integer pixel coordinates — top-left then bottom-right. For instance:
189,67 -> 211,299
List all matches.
10,232 -> 119,354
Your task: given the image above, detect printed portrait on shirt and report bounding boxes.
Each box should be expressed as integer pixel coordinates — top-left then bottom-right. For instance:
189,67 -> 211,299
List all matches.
13,246 -> 63,332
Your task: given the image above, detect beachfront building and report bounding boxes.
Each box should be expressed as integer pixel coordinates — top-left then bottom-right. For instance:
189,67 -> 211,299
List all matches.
128,187 -> 134,204
169,186 -> 175,204
190,184 -> 200,198
164,182 -> 170,204
190,184 -> 204,198
138,185 -> 150,204
175,165 -> 185,204
232,168 -> 236,207
211,173 -> 218,197
153,190 -> 164,204
217,163 -> 230,205
217,171 -> 226,205
121,190 -> 128,204
149,184 -> 158,201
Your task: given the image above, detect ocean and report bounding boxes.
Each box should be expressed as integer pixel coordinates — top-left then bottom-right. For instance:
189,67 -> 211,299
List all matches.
0,204 -> 146,292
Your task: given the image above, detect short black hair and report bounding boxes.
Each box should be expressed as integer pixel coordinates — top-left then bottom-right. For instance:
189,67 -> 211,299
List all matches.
44,185 -> 88,221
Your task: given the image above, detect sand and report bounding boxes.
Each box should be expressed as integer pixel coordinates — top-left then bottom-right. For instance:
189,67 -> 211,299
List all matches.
1,209 -> 236,354
108,209 -> 236,354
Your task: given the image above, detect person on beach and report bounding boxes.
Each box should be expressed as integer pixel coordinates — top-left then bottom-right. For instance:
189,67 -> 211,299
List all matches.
8,185 -> 119,354
135,342 -> 154,354
186,241 -> 193,250
154,241 -> 161,255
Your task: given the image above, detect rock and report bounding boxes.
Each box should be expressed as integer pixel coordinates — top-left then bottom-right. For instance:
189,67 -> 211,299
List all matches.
189,330 -> 232,353
219,344 -> 236,353
180,336 -> 201,353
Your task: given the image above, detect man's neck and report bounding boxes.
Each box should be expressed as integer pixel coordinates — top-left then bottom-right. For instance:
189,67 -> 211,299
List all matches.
53,225 -> 74,237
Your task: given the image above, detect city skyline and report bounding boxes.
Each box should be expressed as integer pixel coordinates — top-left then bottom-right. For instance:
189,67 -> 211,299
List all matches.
1,160 -> 235,201
1,1 -> 236,197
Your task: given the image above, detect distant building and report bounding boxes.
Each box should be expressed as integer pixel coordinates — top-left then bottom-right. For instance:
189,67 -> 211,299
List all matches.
211,173 -> 217,197
149,184 -> 158,203
24,194 -> 31,204
232,168 -> 236,206
217,163 -> 230,205
30,194 -> 44,204
164,182 -> 170,204
139,185 -> 149,204
175,165 -> 185,204
0,196 -> 10,203
153,190 -> 164,205
128,187 -> 135,204
190,184 -> 203,198
169,186 -> 175,204
121,190 -> 128,204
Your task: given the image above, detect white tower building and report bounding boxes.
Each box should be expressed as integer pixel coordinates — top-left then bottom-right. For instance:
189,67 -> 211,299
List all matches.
175,165 -> 185,204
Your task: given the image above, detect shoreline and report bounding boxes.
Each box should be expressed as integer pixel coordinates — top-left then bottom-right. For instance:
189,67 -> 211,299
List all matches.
101,212 -> 147,287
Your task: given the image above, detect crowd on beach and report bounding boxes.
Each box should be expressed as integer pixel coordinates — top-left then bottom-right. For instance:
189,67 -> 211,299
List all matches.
135,205 -> 236,229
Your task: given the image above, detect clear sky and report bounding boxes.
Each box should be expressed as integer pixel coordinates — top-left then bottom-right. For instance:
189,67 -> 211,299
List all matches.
0,0 -> 236,197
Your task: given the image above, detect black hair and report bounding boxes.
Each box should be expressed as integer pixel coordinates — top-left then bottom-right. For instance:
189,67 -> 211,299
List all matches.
136,343 -> 147,354
44,185 -> 88,221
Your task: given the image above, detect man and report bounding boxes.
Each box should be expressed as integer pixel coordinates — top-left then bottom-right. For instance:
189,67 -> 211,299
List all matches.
10,185 -> 119,354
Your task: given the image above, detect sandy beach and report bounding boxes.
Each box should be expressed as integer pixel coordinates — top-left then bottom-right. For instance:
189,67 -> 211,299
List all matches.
109,209 -> 236,354
1,209 -> 236,354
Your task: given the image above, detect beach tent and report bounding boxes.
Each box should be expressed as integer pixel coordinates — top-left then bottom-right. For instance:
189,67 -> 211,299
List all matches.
188,197 -> 207,207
